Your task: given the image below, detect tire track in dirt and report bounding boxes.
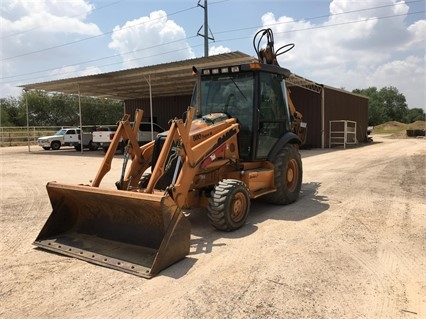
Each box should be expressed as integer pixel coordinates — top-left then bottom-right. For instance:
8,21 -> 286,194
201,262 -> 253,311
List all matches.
324,143 -> 426,318
0,172 -> 47,255
297,139 -> 423,318
1,140 -> 425,319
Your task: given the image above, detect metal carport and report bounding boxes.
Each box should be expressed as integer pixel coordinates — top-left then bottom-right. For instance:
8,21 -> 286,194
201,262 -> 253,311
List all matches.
20,51 -> 367,149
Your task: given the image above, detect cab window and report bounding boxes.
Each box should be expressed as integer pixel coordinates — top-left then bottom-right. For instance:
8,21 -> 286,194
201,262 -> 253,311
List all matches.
256,72 -> 290,159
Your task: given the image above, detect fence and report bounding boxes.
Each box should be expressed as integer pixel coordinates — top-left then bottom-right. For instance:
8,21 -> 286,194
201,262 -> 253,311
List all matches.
0,126 -> 100,147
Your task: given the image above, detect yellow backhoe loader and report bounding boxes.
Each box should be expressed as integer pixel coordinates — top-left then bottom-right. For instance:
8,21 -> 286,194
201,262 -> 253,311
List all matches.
34,29 -> 304,278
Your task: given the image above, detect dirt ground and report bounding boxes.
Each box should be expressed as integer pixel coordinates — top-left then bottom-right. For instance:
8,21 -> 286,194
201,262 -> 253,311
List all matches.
1,135 -> 425,319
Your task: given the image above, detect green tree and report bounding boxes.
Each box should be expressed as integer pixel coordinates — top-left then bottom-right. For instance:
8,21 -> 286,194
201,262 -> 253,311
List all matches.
48,94 -> 79,126
17,91 -> 123,126
24,90 -> 53,126
353,86 -> 411,125
404,108 -> 425,123
1,91 -> 124,127
380,87 -> 408,122
80,96 -> 123,125
0,97 -> 18,126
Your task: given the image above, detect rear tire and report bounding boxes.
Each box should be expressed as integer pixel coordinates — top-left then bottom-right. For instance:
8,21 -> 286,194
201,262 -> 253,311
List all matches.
263,144 -> 302,205
208,179 -> 250,231
89,141 -> 99,151
42,147 -> 50,150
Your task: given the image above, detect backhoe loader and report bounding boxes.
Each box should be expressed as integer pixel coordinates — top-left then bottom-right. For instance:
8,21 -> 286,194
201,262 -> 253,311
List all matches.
34,29 -> 303,278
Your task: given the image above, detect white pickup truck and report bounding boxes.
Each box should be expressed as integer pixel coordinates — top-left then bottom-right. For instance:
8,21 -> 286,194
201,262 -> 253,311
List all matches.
37,127 -> 99,151
92,122 -> 165,153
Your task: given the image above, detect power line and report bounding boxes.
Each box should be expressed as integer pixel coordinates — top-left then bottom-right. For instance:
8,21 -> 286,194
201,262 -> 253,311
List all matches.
213,10 -> 425,44
3,0 -> 421,62
0,4 -> 198,62
214,0 -> 426,35
5,9 -> 423,85
1,34 -> 198,81
2,2 -> 425,83
5,43 -> 205,85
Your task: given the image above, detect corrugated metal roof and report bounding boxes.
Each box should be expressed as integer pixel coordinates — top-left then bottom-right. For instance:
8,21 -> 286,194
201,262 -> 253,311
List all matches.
20,50 -> 364,102
20,51 -> 256,100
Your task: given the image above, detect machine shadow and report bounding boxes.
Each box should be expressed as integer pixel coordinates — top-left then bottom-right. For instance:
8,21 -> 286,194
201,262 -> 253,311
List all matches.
185,181 -> 328,260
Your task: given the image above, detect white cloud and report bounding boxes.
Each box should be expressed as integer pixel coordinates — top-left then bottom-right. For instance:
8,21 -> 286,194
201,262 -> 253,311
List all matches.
0,0 -> 103,97
366,56 -> 425,109
108,10 -> 195,69
1,0 -> 101,59
262,0 -> 425,110
209,45 -> 231,56
405,20 -> 426,50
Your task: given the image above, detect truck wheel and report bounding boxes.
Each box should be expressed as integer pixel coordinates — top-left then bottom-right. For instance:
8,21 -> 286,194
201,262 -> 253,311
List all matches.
74,145 -> 81,151
208,179 -> 250,231
51,141 -> 61,150
42,147 -> 50,150
89,142 -> 99,151
264,144 -> 302,205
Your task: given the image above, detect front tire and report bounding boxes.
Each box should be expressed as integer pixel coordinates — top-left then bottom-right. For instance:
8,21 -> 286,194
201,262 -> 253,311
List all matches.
263,144 -> 302,205
208,179 -> 250,231
51,141 -> 61,150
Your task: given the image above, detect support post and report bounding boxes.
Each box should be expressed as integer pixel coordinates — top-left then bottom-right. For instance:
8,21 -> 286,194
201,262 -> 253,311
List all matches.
197,0 -> 214,57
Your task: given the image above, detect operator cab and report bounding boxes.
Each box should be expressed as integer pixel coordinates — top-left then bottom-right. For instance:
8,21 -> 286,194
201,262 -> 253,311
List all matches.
192,63 -> 293,161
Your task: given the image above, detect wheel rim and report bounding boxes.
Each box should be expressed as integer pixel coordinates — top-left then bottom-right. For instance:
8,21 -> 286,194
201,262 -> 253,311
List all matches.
230,192 -> 247,223
286,159 -> 299,192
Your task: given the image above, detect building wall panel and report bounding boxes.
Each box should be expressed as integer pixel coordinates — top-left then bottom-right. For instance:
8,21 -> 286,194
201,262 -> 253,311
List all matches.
125,95 -> 192,129
324,88 -> 369,147
123,86 -> 368,150
289,86 -> 322,148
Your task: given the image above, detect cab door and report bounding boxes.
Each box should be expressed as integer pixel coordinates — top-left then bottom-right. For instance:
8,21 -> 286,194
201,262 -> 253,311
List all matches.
65,129 -> 78,143
256,72 -> 291,159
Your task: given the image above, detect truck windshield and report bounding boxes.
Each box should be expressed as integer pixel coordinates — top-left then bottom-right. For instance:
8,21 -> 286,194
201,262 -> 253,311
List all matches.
55,129 -> 67,136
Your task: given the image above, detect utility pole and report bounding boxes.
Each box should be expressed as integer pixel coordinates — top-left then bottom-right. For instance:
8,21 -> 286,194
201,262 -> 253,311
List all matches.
197,0 -> 214,57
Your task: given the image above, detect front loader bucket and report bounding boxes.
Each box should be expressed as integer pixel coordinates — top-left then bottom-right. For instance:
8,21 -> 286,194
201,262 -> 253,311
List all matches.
33,182 -> 191,278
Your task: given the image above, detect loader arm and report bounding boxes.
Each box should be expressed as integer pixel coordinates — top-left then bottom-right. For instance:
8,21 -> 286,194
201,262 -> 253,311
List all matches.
143,107 -> 240,209
120,140 -> 155,190
287,88 -> 306,145
92,109 -> 149,188
171,120 -> 239,208
287,89 -> 302,121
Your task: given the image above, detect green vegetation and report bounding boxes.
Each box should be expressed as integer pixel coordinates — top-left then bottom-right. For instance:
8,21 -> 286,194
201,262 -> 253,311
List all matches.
352,86 -> 425,126
1,90 -> 124,127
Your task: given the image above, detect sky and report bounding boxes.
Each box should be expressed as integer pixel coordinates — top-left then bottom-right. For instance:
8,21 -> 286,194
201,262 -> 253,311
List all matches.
1,0 -> 425,111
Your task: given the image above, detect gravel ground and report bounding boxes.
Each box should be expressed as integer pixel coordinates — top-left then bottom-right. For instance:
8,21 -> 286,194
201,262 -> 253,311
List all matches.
0,135 -> 425,319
